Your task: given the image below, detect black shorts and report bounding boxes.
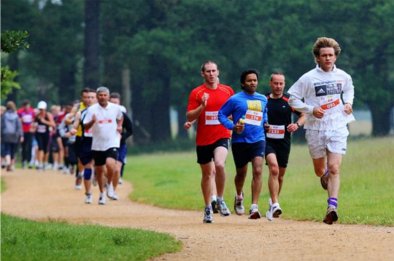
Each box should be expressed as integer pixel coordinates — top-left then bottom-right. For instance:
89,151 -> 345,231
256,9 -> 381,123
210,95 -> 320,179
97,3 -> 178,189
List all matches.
265,140 -> 291,168
92,148 -> 119,166
196,138 -> 229,164
74,137 -> 93,165
36,133 -> 50,153
231,140 -> 265,169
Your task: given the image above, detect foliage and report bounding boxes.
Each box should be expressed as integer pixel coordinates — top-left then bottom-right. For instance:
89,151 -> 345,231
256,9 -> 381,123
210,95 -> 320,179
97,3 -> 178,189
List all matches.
127,137 -> 394,226
1,214 -> 182,261
1,30 -> 29,53
1,66 -> 21,96
0,30 -> 29,97
2,0 -> 393,139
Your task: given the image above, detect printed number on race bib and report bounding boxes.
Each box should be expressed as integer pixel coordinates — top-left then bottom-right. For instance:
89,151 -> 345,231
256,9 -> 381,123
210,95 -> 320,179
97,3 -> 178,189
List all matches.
244,110 -> 262,126
266,125 -> 285,139
321,98 -> 340,110
205,111 -> 220,125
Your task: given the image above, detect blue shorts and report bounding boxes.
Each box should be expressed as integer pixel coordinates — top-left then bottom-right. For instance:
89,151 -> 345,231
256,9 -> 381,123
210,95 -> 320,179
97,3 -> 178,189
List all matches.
117,143 -> 127,164
231,140 -> 265,169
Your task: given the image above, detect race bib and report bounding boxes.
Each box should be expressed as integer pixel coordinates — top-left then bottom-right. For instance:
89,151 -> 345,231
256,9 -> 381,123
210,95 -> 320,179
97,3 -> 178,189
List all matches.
205,111 -> 220,125
321,98 -> 340,110
266,125 -> 285,139
22,114 -> 33,123
244,110 -> 262,126
84,128 -> 93,137
37,125 -> 46,133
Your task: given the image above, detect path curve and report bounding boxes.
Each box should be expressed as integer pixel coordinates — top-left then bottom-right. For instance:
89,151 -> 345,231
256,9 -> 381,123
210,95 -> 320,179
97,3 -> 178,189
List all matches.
1,169 -> 393,261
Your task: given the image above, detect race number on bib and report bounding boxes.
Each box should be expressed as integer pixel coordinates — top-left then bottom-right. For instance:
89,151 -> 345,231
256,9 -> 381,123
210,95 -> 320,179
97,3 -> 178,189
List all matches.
266,125 -> 285,139
321,98 -> 340,110
205,111 -> 220,125
244,110 -> 263,126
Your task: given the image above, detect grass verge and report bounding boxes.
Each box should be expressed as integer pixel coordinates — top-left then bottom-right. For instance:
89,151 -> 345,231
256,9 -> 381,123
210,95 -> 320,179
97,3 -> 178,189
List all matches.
127,137 -> 394,226
1,214 -> 181,261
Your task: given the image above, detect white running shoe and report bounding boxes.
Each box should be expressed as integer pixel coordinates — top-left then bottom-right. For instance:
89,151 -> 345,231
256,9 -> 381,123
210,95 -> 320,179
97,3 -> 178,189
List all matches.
203,206 -> 213,223
234,193 -> 245,215
75,184 -> 82,190
118,178 -> 123,185
98,193 -> 106,205
110,192 -> 119,200
266,202 -> 282,221
217,199 -> 231,216
249,205 -> 261,219
106,183 -> 115,199
85,193 -> 93,204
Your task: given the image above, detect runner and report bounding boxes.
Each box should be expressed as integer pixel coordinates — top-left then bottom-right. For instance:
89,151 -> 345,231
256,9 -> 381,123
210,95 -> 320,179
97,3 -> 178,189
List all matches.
109,92 -> 133,187
186,61 -> 234,223
218,69 -> 268,219
69,88 -> 96,203
83,86 -> 123,205
264,72 -> 305,220
288,37 -> 355,224
17,100 -> 36,169
33,101 -> 56,170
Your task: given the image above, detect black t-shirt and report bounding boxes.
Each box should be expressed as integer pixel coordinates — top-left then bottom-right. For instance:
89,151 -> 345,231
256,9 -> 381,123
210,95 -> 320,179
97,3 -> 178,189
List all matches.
266,93 -> 301,143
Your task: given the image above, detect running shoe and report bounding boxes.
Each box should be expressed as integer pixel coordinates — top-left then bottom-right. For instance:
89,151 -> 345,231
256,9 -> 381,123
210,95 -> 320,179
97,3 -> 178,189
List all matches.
106,183 -> 115,199
234,193 -> 245,215
217,199 -> 231,216
85,193 -> 93,204
118,177 -> 123,185
74,184 -> 82,190
203,206 -> 213,223
110,192 -> 119,200
320,169 -> 329,190
211,200 -> 219,214
249,206 -> 262,219
323,206 -> 338,225
266,202 -> 282,221
98,193 -> 106,205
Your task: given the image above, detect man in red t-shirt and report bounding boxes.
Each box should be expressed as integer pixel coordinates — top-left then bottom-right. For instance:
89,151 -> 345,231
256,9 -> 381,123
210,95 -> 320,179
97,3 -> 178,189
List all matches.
186,61 -> 234,223
17,100 -> 36,168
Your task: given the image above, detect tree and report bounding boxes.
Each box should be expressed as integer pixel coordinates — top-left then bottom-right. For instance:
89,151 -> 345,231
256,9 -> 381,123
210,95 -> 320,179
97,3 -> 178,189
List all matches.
1,30 -> 29,97
84,0 -> 100,89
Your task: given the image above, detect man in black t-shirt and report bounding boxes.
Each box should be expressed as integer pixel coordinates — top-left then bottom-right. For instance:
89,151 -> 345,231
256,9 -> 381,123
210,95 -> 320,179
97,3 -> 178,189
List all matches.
265,72 -> 306,221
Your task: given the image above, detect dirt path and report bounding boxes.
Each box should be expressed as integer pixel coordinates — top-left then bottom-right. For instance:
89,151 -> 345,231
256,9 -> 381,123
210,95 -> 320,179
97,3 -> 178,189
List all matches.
1,169 -> 393,261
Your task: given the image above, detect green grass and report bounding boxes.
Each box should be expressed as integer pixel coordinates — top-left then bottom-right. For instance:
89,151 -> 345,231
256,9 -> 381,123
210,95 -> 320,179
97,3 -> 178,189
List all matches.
0,177 -> 4,193
127,137 -> 394,226
1,214 -> 181,261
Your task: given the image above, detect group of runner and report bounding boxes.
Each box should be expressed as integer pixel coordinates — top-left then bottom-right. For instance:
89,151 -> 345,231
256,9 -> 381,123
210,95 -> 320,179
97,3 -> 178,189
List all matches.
186,37 -> 355,225
1,87 -> 133,205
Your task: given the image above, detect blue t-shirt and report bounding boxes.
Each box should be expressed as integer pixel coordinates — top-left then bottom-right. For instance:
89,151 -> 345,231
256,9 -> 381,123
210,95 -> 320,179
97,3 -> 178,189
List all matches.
218,91 -> 268,143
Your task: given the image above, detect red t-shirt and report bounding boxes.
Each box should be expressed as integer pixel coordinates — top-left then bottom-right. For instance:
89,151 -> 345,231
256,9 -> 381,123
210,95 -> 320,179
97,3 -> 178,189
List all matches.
17,107 -> 36,133
187,83 -> 234,146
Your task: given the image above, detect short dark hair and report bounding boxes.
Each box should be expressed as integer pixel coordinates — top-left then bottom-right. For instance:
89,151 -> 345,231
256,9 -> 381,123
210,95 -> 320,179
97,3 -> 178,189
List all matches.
240,69 -> 259,84
22,99 -> 30,106
110,92 -> 121,99
81,87 -> 94,96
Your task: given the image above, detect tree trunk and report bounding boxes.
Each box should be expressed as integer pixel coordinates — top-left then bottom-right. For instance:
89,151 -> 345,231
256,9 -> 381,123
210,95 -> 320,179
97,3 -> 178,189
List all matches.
369,104 -> 392,136
150,73 -> 171,142
58,64 -> 76,105
83,0 -> 100,89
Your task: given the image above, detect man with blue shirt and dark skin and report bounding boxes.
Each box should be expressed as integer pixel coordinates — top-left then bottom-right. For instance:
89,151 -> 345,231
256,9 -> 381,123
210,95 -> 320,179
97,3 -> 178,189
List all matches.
218,69 -> 269,219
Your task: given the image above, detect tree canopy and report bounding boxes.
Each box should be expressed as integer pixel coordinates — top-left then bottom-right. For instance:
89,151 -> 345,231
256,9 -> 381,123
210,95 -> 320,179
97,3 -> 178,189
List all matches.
1,0 -> 393,141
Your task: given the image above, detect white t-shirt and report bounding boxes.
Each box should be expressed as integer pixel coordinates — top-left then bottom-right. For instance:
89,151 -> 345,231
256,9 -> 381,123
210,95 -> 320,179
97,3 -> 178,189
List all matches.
83,102 -> 123,151
288,65 -> 355,130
